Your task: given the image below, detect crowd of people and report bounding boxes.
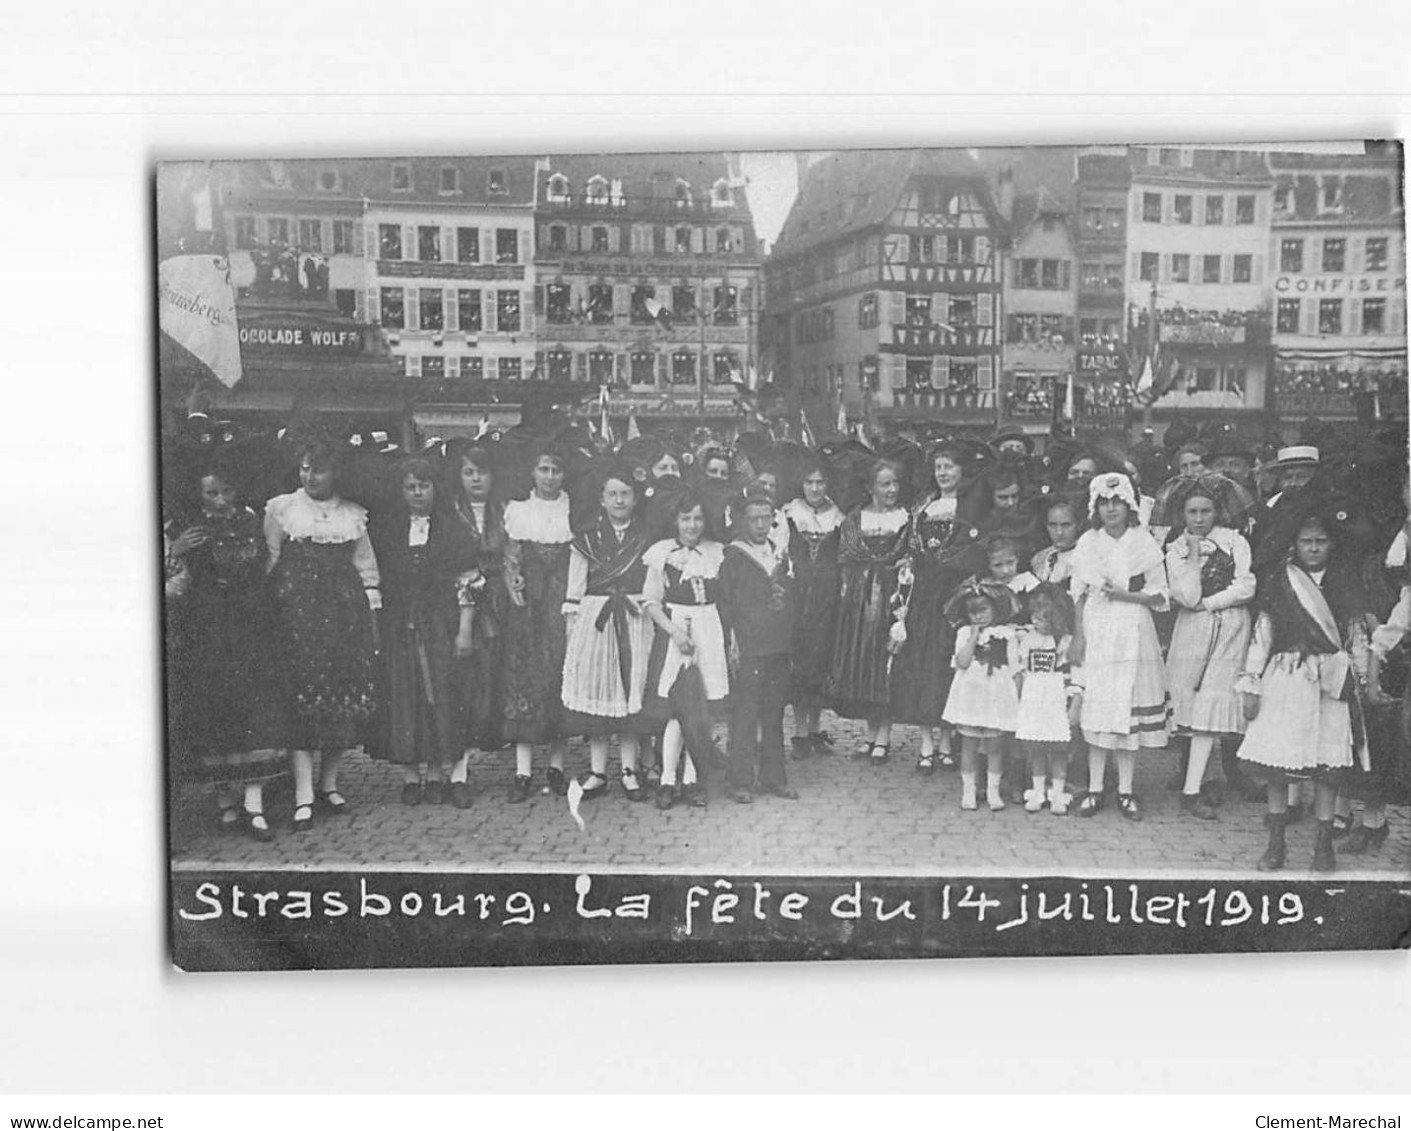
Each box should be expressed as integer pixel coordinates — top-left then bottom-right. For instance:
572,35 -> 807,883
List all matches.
162,400 -> 1411,874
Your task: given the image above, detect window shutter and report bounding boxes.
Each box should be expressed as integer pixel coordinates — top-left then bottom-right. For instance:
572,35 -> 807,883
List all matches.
608,226 -> 621,254
440,226 -> 454,262
1060,260 -> 1071,289
1162,194 -> 1172,224
404,225 -> 416,260
1309,241 -> 1322,275
406,289 -> 420,330
486,356 -> 498,382
321,219 -> 334,250
936,292 -> 950,327
930,355 -> 950,389
1005,313 -> 1017,342
1349,300 -> 1363,336
521,289 -> 535,334
538,224 -> 551,253
885,354 -> 907,390
887,290 -> 905,325
977,356 -> 995,390
976,293 -> 993,326
691,227 -> 705,254
895,234 -> 911,263
1349,238 -> 1364,273
484,291 -> 497,333
1301,299 -> 1317,336
975,234 -> 990,265
615,285 -> 630,319
445,287 -> 459,332
407,354 -> 422,378
534,285 -> 545,317
1220,256 -> 1230,285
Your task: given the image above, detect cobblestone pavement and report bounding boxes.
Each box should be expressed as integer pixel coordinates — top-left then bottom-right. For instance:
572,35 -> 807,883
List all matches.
172,710 -> 1411,879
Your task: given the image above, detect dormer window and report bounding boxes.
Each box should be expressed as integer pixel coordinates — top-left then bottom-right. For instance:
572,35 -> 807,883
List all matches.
1274,185 -> 1293,214
317,170 -> 341,192
674,179 -> 693,209
439,166 -> 461,194
547,174 -> 570,202
711,179 -> 732,207
586,176 -> 609,206
1321,177 -> 1343,211
391,162 -> 411,192
487,168 -> 507,195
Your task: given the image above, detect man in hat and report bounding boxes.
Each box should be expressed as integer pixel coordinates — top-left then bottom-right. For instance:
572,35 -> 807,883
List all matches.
1251,445 -> 1322,573
988,422 -> 1033,462
1209,434 -> 1258,494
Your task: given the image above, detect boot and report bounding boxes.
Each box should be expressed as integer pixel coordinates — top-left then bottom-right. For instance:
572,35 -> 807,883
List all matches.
1256,815 -> 1287,872
1311,819 -> 1336,873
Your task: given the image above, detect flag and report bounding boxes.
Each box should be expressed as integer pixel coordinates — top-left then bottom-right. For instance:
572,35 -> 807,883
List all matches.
474,414 -> 489,440
799,409 -> 817,449
643,296 -> 672,328
1063,374 -> 1075,422
598,384 -> 614,447
1135,355 -> 1154,398
835,396 -> 848,437
158,255 -> 243,388
626,407 -> 641,440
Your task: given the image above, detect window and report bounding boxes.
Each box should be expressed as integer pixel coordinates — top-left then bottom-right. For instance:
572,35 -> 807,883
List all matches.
1040,259 -> 1060,288
1078,317 -> 1097,340
1105,207 -> 1124,233
1160,148 -> 1180,167
1363,298 -> 1386,334
1171,254 -> 1190,283
391,163 -> 411,192
545,349 -> 573,382
1040,313 -> 1068,342
905,294 -> 931,325
652,227 -> 667,255
1139,252 -> 1159,281
1174,195 -> 1193,224
675,226 -> 692,254
422,356 -> 444,379
496,229 -> 518,264
631,351 -> 656,386
497,290 -> 521,333
267,218 -> 289,245
1202,255 -> 1222,284
1322,178 -> 1342,210
1010,312 -> 1038,343
672,285 -> 696,320
914,235 -> 935,262
1081,261 -> 1103,288
630,285 -> 656,325
457,228 -> 479,263
671,350 -> 696,385
1319,299 -> 1343,334
458,289 -> 482,333
234,216 -> 257,249
946,235 -> 975,263
1280,239 -> 1304,273
1142,193 -> 1162,222
460,356 -> 483,380
379,224 -> 402,260
1274,186 -> 1293,214
334,289 -> 355,317
499,357 -> 522,380
1276,298 -> 1301,334
487,168 -> 507,195
380,287 -> 405,329
588,351 -> 614,384
333,220 -> 354,254
1233,254 -> 1252,283
298,219 -> 322,251
716,228 -> 734,253
713,285 -> 737,325
545,283 -> 571,325
439,166 -> 461,194
1105,261 -> 1123,288
675,180 -> 693,210
712,180 -> 732,207
419,289 -> 443,331
713,352 -> 738,385
591,226 -> 609,253
586,176 -> 609,205
903,358 -> 929,392
858,292 -> 878,329
317,170 -> 341,192
1083,207 -> 1103,233
588,284 -> 613,324
1235,195 -> 1255,224
1365,237 -> 1389,271
1017,258 -> 1039,288
1322,238 -> 1346,273
1205,195 -> 1224,225
547,174 -> 570,203
547,225 -> 567,253
418,226 -> 441,262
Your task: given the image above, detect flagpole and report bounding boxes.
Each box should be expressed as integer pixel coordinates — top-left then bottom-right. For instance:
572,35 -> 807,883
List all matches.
698,300 -> 707,419
1143,278 -> 1157,432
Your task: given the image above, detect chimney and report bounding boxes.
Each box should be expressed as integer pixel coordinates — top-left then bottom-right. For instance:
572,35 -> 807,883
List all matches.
997,166 -> 1016,223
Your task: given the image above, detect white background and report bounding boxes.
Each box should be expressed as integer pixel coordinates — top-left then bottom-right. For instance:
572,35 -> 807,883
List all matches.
1,0 -> 1409,1095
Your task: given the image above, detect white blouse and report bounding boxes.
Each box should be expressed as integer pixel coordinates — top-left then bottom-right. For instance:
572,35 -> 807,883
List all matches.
1164,526 -> 1254,613
503,493 -> 572,544
859,507 -> 909,534
642,539 -> 725,606
782,497 -> 845,536
263,489 -> 380,601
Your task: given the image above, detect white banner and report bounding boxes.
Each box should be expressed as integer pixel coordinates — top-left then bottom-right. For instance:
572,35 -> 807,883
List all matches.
157,255 -> 243,388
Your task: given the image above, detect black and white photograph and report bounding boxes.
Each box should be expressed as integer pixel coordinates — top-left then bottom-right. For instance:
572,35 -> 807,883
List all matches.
158,143 -> 1411,971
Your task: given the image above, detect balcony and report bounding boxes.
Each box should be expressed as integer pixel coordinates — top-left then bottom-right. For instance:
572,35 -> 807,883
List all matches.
889,322 -> 993,350
1135,307 -> 1272,348
885,388 -> 998,423
540,192 -> 743,220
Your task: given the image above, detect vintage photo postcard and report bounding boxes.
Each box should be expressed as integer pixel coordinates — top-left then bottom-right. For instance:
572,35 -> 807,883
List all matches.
158,142 -> 1411,971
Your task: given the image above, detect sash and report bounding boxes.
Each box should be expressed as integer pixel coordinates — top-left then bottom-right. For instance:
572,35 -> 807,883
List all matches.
1285,563 -> 1371,772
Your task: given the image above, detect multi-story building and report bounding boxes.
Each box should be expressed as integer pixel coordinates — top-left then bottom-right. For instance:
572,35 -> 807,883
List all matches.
1072,149 -> 1133,431
1125,146 -> 1275,427
533,152 -> 761,432
359,156 -> 542,435
999,184 -> 1079,437
765,149 -> 1007,437
1267,146 -> 1407,431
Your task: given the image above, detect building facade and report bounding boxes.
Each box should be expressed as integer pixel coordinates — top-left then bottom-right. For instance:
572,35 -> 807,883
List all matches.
765,149 -> 1007,437
533,153 -> 760,431
1267,148 -> 1407,430
1124,146 -> 1275,425
1071,149 -> 1133,432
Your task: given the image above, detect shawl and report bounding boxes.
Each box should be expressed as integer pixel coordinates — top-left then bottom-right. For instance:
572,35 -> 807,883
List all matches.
1071,526 -> 1165,595
838,508 -> 912,567
573,514 -> 653,693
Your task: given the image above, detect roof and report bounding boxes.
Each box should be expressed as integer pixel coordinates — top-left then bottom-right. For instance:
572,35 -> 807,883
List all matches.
1011,185 -> 1070,234
1076,153 -> 1132,186
771,147 -> 999,260
211,157 -> 540,208
1267,142 -> 1403,171
1128,147 -> 1273,186
539,151 -> 736,202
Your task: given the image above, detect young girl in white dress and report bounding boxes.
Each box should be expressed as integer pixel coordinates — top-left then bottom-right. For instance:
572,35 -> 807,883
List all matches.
1016,584 -> 1081,815
1069,472 -> 1171,822
942,584 -> 1021,811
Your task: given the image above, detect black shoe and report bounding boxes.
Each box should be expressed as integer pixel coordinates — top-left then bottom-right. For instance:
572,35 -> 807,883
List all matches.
810,731 -> 836,755
423,781 -> 447,806
790,737 -> 814,761
1311,820 -> 1336,873
1179,793 -> 1218,821
401,782 -> 423,807
730,786 -> 753,804
1117,793 -> 1143,822
621,769 -> 646,802
1344,823 -> 1390,854
680,783 -> 707,808
448,782 -> 473,810
654,783 -> 676,811
546,767 -> 568,796
1331,813 -> 1355,838
1257,817 -> 1287,871
507,775 -> 533,804
315,790 -> 351,817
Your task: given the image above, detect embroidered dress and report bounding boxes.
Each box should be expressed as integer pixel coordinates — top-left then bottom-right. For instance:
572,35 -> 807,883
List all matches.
368,509 -> 477,766
1164,526 -> 1255,735
641,539 -> 730,710
1029,544 -> 1076,586
264,489 -> 379,750
560,515 -> 655,734
163,506 -> 289,786
782,497 -> 844,710
1237,563 -> 1370,779
891,495 -> 980,726
825,507 -> 912,719
499,494 -> 572,744
942,623 -> 1021,737
1015,630 -> 1073,744
450,497 -> 508,751
1070,525 -> 1171,750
